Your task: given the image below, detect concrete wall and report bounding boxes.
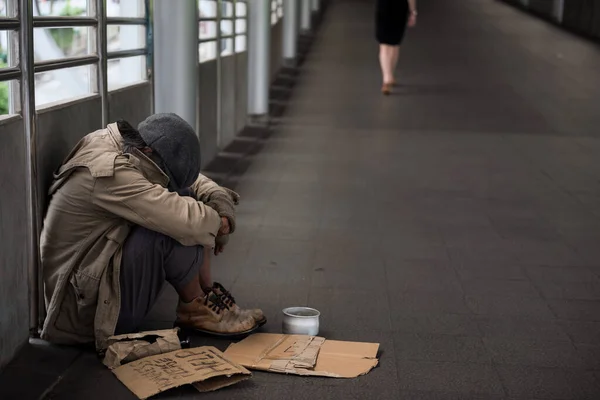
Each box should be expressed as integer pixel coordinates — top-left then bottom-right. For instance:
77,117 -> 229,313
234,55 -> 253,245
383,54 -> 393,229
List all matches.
108,82 -> 153,126
220,55 -> 237,148
198,52 -> 250,163
270,21 -> 284,83
198,61 -> 219,167
235,51 -> 249,133
563,0 -> 600,39
528,0 -> 556,18
0,117 -> 29,369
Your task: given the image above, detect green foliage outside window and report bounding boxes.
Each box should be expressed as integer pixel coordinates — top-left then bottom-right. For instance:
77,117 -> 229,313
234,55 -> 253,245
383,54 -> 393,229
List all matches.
49,1 -> 86,55
0,56 -> 8,114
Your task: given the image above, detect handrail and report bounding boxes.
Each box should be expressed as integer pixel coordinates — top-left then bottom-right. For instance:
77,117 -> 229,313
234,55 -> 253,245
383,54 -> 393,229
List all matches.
107,48 -> 147,60
34,55 -> 98,73
106,17 -> 146,25
0,67 -> 22,82
32,16 -> 97,28
0,18 -> 20,30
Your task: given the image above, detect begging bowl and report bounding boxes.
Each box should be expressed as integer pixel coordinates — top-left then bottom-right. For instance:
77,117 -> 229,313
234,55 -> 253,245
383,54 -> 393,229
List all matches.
282,307 -> 320,336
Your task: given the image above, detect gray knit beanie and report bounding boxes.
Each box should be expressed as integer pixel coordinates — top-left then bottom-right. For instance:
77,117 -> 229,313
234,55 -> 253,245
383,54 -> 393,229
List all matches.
138,113 -> 200,191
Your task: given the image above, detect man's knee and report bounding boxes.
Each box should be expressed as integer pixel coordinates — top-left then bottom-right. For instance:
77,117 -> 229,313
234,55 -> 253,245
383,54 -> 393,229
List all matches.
166,240 -> 204,289
117,226 -> 204,333
123,225 -> 203,287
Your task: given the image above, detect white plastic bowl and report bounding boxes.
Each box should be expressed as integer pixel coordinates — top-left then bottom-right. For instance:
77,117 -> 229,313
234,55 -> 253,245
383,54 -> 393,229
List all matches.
282,307 -> 320,336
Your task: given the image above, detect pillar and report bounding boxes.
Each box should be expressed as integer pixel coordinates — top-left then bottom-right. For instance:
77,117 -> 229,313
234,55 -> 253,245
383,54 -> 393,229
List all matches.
153,0 -> 198,128
248,0 -> 270,117
553,0 -> 564,22
300,0 -> 312,32
312,0 -> 320,12
296,0 -> 302,37
283,0 -> 298,64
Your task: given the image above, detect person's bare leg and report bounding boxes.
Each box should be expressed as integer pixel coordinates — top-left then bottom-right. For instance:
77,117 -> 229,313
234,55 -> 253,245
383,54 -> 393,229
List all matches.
391,46 -> 400,83
378,44 -> 386,83
177,247 -> 213,302
379,44 -> 394,85
379,44 -> 394,94
177,276 -> 203,303
199,247 -> 212,290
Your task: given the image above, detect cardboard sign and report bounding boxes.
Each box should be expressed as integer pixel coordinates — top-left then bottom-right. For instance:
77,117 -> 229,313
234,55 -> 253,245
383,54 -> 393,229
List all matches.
224,333 -> 379,378
103,328 -> 182,369
112,346 -> 251,399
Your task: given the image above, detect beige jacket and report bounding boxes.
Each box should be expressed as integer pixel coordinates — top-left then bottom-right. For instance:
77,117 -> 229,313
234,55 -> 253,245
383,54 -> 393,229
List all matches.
40,123 -> 234,350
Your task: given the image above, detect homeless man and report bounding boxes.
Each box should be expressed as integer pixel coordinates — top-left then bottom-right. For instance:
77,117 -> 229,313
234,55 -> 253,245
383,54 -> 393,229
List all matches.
40,113 -> 264,350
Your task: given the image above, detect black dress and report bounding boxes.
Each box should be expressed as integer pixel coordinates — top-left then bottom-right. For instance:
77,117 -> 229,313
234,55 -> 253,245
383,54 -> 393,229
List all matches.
376,0 -> 409,45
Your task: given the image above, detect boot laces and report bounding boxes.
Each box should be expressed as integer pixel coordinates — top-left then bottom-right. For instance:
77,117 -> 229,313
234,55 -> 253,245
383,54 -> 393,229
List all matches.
213,282 -> 236,307
202,288 -> 229,314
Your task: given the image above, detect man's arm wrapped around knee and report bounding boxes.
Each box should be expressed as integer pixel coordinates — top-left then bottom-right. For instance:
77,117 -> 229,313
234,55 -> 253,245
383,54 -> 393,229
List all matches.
190,174 -> 240,234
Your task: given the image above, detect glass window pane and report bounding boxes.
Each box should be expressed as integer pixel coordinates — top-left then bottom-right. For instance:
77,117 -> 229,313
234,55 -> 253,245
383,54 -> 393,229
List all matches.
271,0 -> 277,12
107,0 -> 145,18
34,0 -> 90,16
108,55 -> 147,90
235,18 -> 246,34
107,25 -> 146,52
221,1 -> 234,18
271,12 -> 277,25
199,41 -> 216,63
0,0 -> 15,17
199,0 -> 217,18
0,30 -> 15,67
0,79 -> 17,116
235,35 -> 246,53
200,20 -> 217,40
220,19 -> 233,38
220,37 -> 233,57
34,27 -> 94,61
35,64 -> 96,108
235,1 -> 246,17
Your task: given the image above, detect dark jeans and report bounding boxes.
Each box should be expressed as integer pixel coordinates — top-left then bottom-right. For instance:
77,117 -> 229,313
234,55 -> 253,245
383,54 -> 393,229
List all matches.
115,188 -> 203,334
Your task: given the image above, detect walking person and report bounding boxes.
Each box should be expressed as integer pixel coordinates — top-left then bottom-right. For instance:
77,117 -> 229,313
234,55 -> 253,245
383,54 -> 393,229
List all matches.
376,0 -> 417,95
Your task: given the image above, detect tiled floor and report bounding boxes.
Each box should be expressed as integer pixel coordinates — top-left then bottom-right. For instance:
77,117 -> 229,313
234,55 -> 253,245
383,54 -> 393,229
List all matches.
3,0 -> 600,398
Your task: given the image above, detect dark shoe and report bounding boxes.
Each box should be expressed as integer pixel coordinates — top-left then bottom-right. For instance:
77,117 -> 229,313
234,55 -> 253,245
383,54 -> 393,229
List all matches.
382,83 -> 392,95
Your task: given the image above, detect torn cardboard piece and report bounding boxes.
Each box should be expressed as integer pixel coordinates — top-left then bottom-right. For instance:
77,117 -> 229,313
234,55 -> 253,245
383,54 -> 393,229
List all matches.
112,346 -> 251,399
103,328 -> 182,369
224,333 -> 379,378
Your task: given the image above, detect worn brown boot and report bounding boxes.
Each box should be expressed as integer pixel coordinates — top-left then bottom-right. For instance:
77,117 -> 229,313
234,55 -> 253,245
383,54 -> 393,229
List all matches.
212,282 -> 266,325
175,289 -> 257,335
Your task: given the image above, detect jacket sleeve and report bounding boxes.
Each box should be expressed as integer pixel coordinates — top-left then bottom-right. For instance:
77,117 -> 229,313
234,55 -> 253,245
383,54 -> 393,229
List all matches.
190,174 -> 240,234
92,157 -> 221,247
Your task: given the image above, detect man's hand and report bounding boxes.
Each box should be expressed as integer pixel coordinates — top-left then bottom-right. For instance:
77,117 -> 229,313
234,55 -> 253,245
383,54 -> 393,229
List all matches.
214,244 -> 225,256
218,217 -> 230,236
